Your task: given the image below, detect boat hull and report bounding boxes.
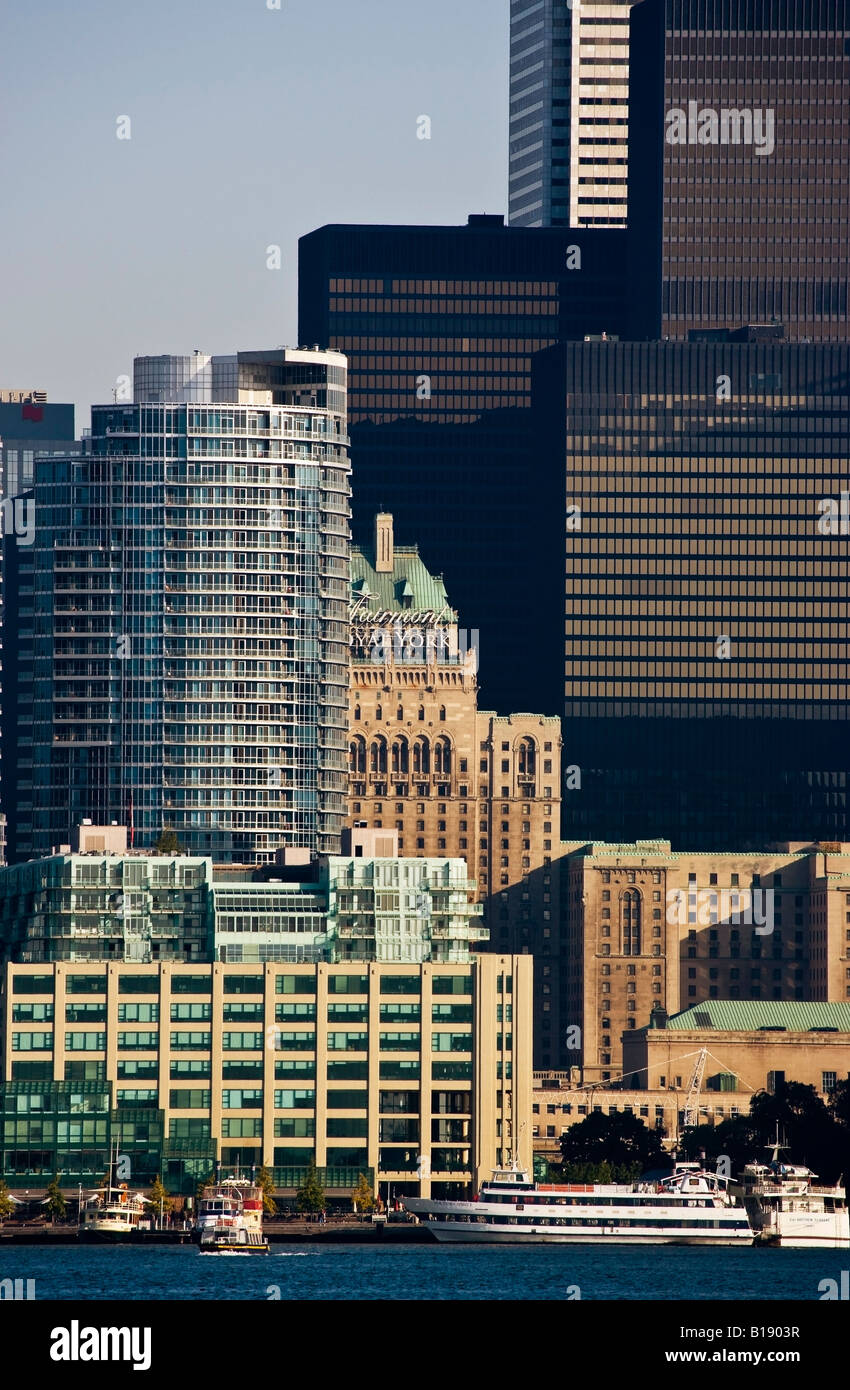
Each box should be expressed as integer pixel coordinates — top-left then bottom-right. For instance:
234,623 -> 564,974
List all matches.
421,1224 -> 751,1245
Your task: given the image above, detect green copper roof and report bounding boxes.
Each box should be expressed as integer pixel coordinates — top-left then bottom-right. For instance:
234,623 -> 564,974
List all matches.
666,1001 -> 850,1032
351,544 -> 455,620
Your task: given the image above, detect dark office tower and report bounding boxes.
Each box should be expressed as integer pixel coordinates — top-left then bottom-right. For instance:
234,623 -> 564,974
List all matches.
509,0 -> 635,229
534,338 -> 850,848
299,215 -> 627,716
13,349 -> 350,865
629,0 -> 850,340
0,390 -> 76,497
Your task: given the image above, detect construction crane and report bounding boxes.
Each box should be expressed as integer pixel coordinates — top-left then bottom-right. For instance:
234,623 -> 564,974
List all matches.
682,1047 -> 709,1129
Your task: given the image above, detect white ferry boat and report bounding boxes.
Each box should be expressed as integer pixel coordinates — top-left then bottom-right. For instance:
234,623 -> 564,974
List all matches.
78,1150 -> 149,1240
740,1138 -> 849,1248
403,1161 -> 754,1245
195,1176 -> 269,1254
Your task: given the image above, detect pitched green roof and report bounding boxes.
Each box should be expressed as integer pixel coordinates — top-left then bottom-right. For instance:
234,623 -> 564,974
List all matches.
666,1001 -> 850,1032
351,545 -> 455,619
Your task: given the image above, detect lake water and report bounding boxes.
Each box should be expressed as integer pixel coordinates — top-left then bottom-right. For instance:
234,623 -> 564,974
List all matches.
0,1243 -> 846,1301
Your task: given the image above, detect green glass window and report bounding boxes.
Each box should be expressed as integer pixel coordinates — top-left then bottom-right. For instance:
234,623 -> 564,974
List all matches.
275,975 -> 317,995
170,1003 -> 211,1022
169,1031 -> 211,1051
118,1060 -> 158,1079
327,975 -> 368,995
221,1089 -> 262,1109
326,1089 -> 368,1109
275,1003 -> 316,1022
222,1032 -> 262,1051
118,976 -> 160,994
12,975 -> 54,994
64,1032 -> 105,1052
169,1089 -> 211,1109
170,1059 -> 211,1078
275,1060 -> 315,1080
65,976 -> 107,995
65,1003 -> 106,1023
12,1003 -> 53,1023
223,1002 -> 263,1022
379,1060 -> 420,1080
379,1003 -> 420,1022
431,1032 -> 472,1053
327,1061 -> 367,1079
12,1032 -> 53,1051
327,1003 -> 367,1022
274,1117 -> 314,1138
432,1004 -> 473,1023
170,975 -> 211,994
380,975 -> 420,995
327,1032 -> 367,1052
223,976 -> 263,995
118,1003 -> 159,1023
379,1032 -> 420,1052
270,1030 -> 315,1052
432,976 -> 472,996
117,1032 -> 158,1050
274,1089 -> 315,1110
327,1117 -> 368,1137
222,1061 -> 263,1079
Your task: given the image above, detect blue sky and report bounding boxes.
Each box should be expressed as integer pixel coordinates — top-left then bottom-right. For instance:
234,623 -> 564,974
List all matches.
0,0 -> 508,424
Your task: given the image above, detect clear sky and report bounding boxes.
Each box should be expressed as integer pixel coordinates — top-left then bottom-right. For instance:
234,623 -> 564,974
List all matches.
0,0 -> 508,426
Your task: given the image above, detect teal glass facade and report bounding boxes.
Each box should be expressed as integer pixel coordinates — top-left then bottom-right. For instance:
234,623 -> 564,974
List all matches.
14,349 -> 350,865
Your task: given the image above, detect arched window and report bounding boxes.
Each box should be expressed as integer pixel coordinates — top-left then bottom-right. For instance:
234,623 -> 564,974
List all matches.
396,705 -> 404,721
369,737 -> 387,776
418,705 -> 425,722
391,737 -> 409,776
438,705 -> 446,722
375,704 -> 383,721
413,737 -> 430,776
353,704 -> 361,722
349,736 -> 366,775
434,736 -> 452,777
621,889 -> 641,957
517,737 -> 536,780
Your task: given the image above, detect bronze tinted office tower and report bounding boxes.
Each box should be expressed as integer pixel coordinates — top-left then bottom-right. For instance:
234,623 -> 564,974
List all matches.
629,0 -> 850,339
534,339 -> 850,848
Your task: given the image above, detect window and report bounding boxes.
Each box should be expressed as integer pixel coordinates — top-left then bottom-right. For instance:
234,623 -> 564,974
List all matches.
117,1003 -> 158,1023
276,975 -> 317,995
223,975 -> 263,995
222,1032 -> 262,1050
823,1071 -> 837,1094
169,1089 -> 210,1109
171,1003 -> 211,1022
222,1089 -> 263,1109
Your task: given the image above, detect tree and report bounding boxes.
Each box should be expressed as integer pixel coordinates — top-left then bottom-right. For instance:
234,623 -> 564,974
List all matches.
351,1173 -> 375,1215
679,1116 -> 757,1173
749,1083 -> 842,1182
45,1175 -> 67,1224
155,828 -> 184,855
257,1164 -> 278,1216
196,1169 -> 216,1202
559,1111 -> 667,1175
0,1179 -> 15,1222
148,1176 -> 173,1222
295,1160 -> 325,1215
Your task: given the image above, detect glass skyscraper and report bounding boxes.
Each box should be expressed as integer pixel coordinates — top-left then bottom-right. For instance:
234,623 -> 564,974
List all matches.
509,0 -> 635,229
534,338 -> 850,847
12,349 -> 350,864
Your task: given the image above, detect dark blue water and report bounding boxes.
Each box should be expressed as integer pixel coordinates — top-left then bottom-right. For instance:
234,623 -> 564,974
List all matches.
0,1244 -> 846,1300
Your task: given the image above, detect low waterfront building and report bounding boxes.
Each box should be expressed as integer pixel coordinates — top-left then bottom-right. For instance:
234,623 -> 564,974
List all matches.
0,955 -> 531,1199
623,1000 -> 850,1103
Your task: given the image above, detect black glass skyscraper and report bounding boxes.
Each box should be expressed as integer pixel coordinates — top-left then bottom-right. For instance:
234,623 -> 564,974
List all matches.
535,338 -> 850,848
629,0 -> 850,340
299,215 -> 628,717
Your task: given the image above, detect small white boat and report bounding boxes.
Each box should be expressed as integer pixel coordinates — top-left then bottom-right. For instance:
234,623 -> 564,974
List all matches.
403,1159 -> 754,1245
79,1148 -> 149,1240
740,1134 -> 849,1248
195,1176 -> 269,1255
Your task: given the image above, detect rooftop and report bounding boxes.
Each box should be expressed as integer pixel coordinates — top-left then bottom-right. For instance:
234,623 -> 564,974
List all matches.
661,1001 -> 850,1032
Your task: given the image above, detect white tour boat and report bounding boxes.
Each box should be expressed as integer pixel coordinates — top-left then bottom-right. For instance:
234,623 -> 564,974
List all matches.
740,1138 -> 849,1248
195,1176 -> 269,1254
78,1150 -> 149,1240
403,1160 -> 754,1245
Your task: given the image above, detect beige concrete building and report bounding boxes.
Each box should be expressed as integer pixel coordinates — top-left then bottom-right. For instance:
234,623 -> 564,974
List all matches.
0,954 -> 531,1198
561,840 -> 850,1082
348,515 -> 564,1068
623,1001 -> 850,1105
